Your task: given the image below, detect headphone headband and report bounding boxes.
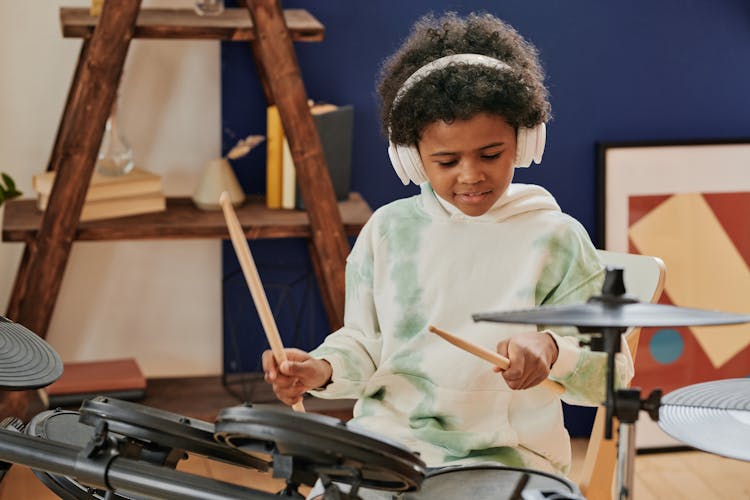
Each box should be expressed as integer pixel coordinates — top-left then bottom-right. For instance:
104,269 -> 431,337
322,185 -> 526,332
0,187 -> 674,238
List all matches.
393,54 -> 511,106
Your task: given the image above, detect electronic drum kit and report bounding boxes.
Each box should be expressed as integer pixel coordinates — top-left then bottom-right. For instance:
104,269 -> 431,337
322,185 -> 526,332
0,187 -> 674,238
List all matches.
0,267 -> 747,499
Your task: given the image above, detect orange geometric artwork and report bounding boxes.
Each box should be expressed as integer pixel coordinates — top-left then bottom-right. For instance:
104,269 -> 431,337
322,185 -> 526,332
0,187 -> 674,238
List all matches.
627,192 -> 750,394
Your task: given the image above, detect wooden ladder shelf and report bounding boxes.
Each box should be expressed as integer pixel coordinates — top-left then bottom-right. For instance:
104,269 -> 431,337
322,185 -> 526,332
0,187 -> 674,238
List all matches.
1,1 -> 368,417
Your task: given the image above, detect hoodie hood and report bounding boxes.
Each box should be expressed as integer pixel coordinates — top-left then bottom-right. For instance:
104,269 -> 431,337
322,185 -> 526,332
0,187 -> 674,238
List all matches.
419,182 -> 561,223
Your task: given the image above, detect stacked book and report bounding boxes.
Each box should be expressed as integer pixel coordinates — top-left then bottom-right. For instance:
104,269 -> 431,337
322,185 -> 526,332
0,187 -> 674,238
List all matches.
33,168 -> 166,221
266,102 -> 353,210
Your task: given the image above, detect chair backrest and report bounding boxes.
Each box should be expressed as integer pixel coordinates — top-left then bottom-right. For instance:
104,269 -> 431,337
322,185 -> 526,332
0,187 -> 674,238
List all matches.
577,250 -> 666,500
594,250 -> 666,354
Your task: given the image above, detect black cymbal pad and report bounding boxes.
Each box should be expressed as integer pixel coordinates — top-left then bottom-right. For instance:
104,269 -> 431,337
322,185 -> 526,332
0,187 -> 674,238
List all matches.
473,302 -> 750,329
0,317 -> 63,390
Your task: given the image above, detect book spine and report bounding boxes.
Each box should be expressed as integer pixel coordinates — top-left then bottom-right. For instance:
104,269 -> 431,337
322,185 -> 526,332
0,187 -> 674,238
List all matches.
80,198 -> 165,222
295,105 -> 354,209
33,170 -> 162,201
37,194 -> 48,211
31,173 -> 52,194
265,105 -> 283,209
281,137 -> 296,210
87,180 -> 162,201
78,194 -> 165,222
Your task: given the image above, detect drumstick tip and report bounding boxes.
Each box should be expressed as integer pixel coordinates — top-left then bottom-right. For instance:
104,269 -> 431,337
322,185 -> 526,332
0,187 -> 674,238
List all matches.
428,325 -> 451,339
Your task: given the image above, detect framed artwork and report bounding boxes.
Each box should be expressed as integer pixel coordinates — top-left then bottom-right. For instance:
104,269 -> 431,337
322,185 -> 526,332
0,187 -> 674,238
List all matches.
598,139 -> 750,445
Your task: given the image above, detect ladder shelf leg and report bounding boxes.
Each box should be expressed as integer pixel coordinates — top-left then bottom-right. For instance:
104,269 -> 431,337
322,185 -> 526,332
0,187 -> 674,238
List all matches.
245,0 -> 349,329
2,0 -> 142,420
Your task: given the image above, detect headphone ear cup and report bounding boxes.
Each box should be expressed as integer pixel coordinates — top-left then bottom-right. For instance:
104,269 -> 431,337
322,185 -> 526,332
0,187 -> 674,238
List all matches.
388,142 -> 428,185
388,141 -> 411,185
515,127 -> 531,168
514,123 -> 546,168
532,122 -> 546,164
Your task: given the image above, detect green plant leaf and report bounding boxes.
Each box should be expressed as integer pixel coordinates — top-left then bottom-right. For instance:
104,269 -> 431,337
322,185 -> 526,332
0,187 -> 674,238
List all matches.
0,172 -> 22,206
1,173 -> 16,191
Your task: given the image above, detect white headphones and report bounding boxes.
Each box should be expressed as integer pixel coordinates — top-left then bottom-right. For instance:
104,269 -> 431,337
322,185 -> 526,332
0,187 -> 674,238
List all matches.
387,54 -> 547,186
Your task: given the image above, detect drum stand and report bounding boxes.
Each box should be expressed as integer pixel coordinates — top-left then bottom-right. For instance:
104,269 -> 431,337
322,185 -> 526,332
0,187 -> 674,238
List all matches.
318,470 -> 364,500
266,451 -> 364,499
0,419 -> 280,499
582,272 -> 662,500
593,329 -> 662,500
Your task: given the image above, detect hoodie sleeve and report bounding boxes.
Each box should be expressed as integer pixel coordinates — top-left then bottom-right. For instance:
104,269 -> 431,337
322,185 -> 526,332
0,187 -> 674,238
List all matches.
307,215 -> 382,400
536,217 -> 635,406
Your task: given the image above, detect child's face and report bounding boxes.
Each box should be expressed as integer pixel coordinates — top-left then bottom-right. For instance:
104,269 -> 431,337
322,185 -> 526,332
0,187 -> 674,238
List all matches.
418,112 -> 516,217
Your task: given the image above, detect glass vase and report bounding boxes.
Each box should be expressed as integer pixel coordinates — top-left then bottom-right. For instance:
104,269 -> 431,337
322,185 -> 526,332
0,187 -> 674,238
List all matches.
194,0 -> 224,16
96,101 -> 134,177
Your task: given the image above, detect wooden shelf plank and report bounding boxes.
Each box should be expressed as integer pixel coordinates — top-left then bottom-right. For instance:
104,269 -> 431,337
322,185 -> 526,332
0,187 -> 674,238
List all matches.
60,7 -> 325,41
2,193 -> 371,243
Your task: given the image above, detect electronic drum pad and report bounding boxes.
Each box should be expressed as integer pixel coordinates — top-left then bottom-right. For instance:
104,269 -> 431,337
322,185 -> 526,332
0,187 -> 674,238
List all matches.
215,404 -> 427,492
79,396 -> 269,471
0,316 -> 62,390
658,378 -> 750,462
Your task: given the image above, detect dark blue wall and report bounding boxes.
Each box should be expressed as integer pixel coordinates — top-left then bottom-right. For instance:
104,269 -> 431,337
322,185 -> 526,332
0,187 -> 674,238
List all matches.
220,1 -> 750,430
223,0 -> 750,232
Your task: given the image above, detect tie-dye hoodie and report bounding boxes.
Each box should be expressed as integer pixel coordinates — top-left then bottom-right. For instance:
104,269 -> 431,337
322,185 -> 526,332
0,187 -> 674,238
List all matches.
309,183 -> 633,475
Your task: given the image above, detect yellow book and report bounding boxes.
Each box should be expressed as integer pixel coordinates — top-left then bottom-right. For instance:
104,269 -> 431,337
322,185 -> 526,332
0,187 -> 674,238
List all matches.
265,105 -> 283,209
90,0 -> 104,16
32,167 -> 162,202
37,191 -> 166,222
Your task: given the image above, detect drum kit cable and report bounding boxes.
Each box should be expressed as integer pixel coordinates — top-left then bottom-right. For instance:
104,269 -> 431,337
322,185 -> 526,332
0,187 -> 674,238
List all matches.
0,249 -> 747,498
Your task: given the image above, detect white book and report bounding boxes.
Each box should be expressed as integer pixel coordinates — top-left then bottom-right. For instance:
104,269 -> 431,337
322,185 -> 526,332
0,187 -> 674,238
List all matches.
281,137 -> 296,210
37,191 -> 166,222
32,167 -> 163,202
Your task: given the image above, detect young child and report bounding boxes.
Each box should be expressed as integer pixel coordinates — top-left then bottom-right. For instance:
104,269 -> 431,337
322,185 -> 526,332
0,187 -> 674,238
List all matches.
263,11 -> 633,482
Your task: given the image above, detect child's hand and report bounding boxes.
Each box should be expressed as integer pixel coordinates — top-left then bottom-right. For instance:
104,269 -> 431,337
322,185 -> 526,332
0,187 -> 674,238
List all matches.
495,331 -> 559,390
262,348 -> 333,406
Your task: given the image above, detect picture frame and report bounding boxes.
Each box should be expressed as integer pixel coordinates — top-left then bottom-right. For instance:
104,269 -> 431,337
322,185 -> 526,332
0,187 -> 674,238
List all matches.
598,138 -> 750,251
597,138 -> 750,447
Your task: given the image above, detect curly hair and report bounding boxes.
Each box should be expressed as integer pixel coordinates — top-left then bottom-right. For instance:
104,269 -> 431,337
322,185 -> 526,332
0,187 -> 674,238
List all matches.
377,12 -> 551,146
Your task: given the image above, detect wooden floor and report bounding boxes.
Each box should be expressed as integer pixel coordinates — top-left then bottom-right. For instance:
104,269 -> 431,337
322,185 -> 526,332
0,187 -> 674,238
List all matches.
0,376 -> 747,499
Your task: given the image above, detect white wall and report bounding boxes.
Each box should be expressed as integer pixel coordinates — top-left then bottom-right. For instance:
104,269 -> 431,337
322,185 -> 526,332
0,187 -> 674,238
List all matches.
0,1 -> 225,377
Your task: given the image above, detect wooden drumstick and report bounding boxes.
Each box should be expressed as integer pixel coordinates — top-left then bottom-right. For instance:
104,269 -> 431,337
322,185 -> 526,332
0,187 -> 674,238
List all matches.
428,325 -> 565,395
219,192 -> 305,413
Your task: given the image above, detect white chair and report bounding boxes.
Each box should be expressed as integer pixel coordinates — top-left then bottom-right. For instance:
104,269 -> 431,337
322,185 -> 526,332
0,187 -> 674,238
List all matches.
578,250 -> 666,500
